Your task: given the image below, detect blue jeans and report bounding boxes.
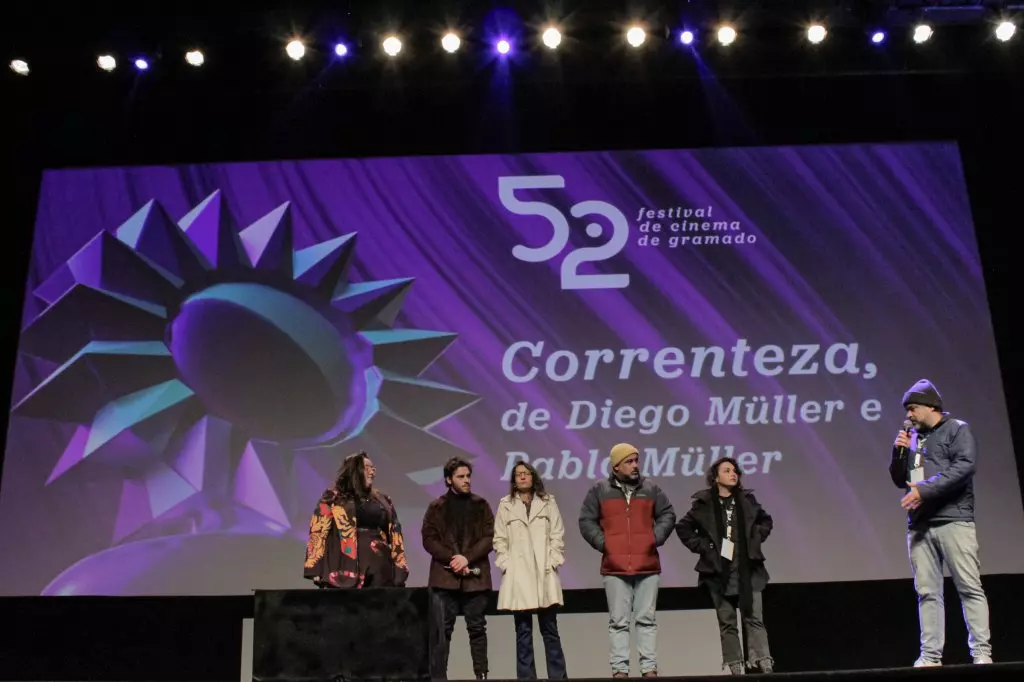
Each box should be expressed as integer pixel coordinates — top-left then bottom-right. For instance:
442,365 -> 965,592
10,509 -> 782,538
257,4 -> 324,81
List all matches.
513,607 -> 567,679
908,521 -> 992,662
603,574 -> 660,674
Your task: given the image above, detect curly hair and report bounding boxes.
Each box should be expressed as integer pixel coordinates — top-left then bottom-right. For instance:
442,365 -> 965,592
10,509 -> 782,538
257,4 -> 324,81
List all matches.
705,456 -> 744,490
329,451 -> 373,502
508,459 -> 548,499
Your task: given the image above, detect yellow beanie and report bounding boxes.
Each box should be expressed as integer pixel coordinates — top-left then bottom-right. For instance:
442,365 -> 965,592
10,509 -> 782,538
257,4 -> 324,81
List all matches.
609,443 -> 639,469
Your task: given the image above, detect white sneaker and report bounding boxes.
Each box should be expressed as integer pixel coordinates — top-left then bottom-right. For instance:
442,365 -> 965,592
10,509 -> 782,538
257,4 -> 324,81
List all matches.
913,659 -> 941,667
973,656 -> 993,665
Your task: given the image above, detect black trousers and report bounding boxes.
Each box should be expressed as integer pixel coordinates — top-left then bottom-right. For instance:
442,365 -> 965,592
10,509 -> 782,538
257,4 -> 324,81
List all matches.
437,589 -> 489,677
513,607 -> 568,680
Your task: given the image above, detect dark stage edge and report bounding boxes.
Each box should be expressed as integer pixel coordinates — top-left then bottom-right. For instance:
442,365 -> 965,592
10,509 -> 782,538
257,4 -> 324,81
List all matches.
241,662 -> 1024,682
67,665 -> 1015,682
514,663 -> 1022,681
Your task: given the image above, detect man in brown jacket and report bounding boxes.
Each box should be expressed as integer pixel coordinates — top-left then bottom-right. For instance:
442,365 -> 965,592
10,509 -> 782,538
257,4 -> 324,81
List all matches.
422,457 -> 495,680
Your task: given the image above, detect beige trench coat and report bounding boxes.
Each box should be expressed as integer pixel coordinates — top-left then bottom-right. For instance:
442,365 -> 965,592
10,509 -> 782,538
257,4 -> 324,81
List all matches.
494,492 -> 565,611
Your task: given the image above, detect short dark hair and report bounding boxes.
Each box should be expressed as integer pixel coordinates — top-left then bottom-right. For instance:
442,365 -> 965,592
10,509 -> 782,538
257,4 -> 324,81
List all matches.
444,457 -> 473,482
508,460 -> 548,499
705,457 -> 744,490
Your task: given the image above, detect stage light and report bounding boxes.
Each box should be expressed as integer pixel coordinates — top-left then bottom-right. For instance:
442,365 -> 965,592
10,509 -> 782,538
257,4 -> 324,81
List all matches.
807,24 -> 827,44
913,24 -> 933,43
680,30 -> 695,45
185,50 -> 204,66
382,35 -> 402,57
334,43 -> 348,57
286,40 -> 305,61
134,58 -> 149,71
542,27 -> 562,49
717,26 -> 737,46
626,26 -> 646,47
995,21 -> 1016,42
441,32 -> 461,53
97,54 -> 116,72
871,31 -> 886,44
9,59 -> 29,76
496,39 -> 511,55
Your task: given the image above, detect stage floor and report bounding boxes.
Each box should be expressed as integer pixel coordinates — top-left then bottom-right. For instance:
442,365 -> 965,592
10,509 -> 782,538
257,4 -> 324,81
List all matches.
244,661 -> 1024,682
40,662 -> 1022,682
494,662 -> 1024,681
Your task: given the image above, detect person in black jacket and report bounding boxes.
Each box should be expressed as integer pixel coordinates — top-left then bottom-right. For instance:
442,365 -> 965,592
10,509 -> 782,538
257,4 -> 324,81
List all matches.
676,457 -> 773,675
890,379 -> 992,667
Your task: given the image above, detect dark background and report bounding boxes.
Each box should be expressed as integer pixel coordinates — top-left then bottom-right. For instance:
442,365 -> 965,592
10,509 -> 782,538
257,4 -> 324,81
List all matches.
2,1 -> 1023,679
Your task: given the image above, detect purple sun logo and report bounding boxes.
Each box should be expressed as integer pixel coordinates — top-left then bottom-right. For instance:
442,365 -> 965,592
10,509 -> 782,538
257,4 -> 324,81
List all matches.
13,191 -> 478,594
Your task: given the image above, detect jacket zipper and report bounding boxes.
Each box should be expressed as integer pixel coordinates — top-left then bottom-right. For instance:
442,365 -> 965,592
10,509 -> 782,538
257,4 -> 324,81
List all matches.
625,487 -> 632,573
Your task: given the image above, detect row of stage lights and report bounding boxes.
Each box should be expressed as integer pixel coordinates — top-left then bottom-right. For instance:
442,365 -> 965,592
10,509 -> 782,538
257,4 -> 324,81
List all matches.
7,19 -> 1019,77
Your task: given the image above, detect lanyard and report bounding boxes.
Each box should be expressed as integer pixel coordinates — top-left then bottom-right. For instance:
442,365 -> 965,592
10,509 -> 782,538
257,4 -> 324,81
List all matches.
913,436 -> 927,469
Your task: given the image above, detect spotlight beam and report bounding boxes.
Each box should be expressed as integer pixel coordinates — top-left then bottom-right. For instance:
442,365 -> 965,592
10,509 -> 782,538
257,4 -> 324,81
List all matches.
441,32 -> 461,53
382,35 -> 402,57
542,27 -> 562,49
995,21 -> 1016,42
626,26 -> 646,47
286,40 -> 305,61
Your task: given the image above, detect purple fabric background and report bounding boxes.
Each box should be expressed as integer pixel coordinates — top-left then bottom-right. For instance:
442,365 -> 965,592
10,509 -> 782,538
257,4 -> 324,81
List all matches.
1,142 -> 1022,596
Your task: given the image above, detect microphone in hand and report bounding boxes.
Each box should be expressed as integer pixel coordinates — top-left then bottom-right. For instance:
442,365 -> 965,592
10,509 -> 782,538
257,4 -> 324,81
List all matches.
445,565 -> 481,576
895,419 -> 913,456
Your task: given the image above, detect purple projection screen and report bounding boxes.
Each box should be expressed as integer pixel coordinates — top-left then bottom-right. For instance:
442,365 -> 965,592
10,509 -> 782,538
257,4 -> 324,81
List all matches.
2,142 -> 1022,596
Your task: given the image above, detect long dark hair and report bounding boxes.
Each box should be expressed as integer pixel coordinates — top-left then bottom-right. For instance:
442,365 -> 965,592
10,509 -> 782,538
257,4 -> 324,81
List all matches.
330,451 -> 373,501
705,456 -> 744,491
508,460 -> 548,499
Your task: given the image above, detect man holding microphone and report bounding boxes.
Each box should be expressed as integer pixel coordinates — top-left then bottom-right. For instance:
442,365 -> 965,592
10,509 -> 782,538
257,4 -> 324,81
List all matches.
890,379 -> 993,667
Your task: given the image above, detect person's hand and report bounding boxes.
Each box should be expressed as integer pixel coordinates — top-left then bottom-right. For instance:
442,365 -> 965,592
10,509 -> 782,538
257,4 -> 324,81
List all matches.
895,431 -> 911,450
901,485 -> 923,510
450,555 -> 469,572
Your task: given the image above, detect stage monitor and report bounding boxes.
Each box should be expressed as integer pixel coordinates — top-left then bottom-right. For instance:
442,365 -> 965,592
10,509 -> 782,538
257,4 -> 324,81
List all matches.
1,142 -> 1022,595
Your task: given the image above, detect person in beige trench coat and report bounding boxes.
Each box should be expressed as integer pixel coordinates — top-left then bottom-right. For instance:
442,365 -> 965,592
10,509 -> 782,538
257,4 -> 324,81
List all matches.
494,460 -> 569,680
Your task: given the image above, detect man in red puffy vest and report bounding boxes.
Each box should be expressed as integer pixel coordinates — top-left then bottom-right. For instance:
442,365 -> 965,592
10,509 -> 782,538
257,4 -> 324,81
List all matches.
578,443 -> 677,678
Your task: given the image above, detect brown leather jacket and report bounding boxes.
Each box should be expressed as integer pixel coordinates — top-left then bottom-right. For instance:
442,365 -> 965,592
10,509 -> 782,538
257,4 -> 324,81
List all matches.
421,491 -> 495,591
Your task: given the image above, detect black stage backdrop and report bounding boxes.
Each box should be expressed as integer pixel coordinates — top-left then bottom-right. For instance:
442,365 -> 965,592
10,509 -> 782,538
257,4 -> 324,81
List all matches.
1,16 -> 1024,682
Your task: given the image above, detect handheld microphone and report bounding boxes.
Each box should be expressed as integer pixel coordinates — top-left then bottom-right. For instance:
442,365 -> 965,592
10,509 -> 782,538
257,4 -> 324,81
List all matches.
897,419 -> 913,457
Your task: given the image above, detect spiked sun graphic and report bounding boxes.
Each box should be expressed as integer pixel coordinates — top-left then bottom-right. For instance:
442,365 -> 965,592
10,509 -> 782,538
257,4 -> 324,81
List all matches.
13,191 -> 479,594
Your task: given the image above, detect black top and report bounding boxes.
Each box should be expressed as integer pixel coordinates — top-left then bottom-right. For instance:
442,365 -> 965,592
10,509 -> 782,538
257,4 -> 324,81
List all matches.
356,496 -> 389,532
